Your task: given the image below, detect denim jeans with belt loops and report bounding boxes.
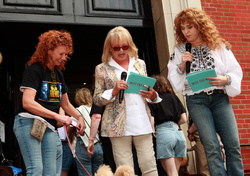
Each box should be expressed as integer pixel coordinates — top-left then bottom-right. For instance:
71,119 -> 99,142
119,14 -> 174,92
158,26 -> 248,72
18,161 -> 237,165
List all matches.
13,115 -> 57,176
55,132 -> 62,176
186,93 -> 244,176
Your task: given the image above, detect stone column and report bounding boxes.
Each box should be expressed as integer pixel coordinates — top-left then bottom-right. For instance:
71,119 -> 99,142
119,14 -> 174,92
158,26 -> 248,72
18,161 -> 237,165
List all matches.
150,0 -> 202,174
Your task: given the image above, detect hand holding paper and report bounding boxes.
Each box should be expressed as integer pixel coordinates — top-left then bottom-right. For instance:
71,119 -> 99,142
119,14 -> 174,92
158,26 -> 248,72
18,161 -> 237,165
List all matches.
186,69 -> 217,92
207,75 -> 229,87
124,72 -> 156,94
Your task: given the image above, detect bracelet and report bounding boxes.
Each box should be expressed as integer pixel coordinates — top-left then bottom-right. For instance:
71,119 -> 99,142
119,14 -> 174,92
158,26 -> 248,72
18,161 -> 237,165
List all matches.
76,114 -> 82,120
225,75 -> 232,85
177,66 -> 184,75
89,137 -> 95,142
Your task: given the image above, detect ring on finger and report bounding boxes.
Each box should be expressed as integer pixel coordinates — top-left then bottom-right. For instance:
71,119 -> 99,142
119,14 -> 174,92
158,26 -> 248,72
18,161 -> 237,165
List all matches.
121,84 -> 123,87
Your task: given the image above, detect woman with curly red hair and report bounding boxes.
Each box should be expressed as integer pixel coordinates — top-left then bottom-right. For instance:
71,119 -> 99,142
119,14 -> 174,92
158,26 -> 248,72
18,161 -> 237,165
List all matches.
13,30 -> 86,176
168,8 -> 244,176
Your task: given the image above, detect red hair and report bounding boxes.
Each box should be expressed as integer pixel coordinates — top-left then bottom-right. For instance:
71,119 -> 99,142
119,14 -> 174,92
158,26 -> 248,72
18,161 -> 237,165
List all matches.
174,8 -> 231,50
27,30 -> 73,70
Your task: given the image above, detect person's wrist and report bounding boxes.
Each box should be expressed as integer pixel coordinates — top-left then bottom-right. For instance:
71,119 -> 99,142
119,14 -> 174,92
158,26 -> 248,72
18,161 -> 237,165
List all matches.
89,137 -> 95,142
76,114 -> 83,120
177,64 -> 185,75
225,75 -> 231,85
151,97 -> 157,102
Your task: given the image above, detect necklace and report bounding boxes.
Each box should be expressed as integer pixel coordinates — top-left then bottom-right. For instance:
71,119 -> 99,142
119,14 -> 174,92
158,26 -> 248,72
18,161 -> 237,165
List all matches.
51,70 -> 57,87
192,41 -> 204,47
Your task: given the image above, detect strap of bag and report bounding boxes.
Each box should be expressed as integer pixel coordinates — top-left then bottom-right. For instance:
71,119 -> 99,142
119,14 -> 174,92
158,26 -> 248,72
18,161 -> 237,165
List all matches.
0,140 -> 12,165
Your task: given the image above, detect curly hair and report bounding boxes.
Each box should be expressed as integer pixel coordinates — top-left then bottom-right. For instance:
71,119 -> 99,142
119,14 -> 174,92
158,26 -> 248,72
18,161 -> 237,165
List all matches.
102,26 -> 138,62
74,88 -> 93,107
27,30 -> 73,70
174,7 -> 231,50
152,74 -> 173,94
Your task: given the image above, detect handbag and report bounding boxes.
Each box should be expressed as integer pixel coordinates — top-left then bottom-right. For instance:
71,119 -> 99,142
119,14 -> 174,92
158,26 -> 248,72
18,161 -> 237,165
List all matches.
30,119 -> 48,142
0,140 -> 22,176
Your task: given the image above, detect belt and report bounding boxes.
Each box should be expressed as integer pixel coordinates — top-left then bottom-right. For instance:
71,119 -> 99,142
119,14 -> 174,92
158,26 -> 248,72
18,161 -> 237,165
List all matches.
201,89 -> 225,95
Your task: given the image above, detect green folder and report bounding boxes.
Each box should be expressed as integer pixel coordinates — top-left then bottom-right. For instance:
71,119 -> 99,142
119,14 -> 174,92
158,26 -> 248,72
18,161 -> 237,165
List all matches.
124,72 -> 156,94
186,69 -> 217,92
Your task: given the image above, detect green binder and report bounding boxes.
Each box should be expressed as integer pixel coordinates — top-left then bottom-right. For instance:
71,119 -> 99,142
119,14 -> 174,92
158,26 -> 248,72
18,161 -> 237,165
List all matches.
124,72 -> 156,94
186,69 -> 217,92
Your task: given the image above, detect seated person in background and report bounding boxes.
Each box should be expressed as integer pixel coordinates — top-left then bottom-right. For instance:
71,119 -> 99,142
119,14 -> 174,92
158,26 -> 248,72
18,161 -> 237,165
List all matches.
148,74 -> 187,176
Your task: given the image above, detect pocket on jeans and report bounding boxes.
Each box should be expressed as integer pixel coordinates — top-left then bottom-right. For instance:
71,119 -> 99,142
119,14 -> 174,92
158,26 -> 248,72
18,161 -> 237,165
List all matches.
157,132 -> 174,145
177,131 -> 186,142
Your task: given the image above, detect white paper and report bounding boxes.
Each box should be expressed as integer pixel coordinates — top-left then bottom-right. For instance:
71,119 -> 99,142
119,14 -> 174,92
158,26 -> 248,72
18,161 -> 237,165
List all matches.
0,120 -> 5,143
70,117 -> 78,127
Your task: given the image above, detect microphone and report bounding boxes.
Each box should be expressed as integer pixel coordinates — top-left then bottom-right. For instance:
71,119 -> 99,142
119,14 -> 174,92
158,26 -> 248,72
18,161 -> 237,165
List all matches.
119,72 -> 127,104
185,43 -> 192,74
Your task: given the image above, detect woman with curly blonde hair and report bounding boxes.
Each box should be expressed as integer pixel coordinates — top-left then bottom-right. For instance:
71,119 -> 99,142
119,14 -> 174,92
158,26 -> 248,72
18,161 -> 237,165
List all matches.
168,7 -> 244,176
13,30 -> 86,176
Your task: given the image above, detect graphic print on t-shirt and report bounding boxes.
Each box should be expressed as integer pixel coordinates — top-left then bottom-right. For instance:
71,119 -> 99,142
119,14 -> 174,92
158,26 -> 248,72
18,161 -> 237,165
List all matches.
39,81 -> 62,102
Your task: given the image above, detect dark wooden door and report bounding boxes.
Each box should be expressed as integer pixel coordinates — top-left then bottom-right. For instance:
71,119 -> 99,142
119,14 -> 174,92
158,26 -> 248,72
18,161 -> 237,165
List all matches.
0,0 -> 159,172
0,0 -> 153,27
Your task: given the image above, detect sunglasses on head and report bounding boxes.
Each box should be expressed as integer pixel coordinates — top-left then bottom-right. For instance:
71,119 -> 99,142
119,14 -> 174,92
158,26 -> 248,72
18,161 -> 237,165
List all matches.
112,45 -> 129,51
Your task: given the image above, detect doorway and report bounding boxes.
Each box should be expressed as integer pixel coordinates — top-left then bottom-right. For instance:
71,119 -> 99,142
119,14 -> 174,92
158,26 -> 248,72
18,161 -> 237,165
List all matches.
0,22 -> 159,169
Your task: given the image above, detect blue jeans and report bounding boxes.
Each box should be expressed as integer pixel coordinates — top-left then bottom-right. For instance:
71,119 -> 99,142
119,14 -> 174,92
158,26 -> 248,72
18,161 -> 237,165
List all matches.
13,115 -> 57,176
156,121 -> 186,159
75,137 -> 103,176
61,141 -> 74,170
186,93 -> 244,176
55,132 -> 62,176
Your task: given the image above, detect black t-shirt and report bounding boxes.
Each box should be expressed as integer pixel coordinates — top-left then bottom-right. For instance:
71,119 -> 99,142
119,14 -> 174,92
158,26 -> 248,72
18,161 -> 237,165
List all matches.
148,93 -> 186,126
16,62 -> 68,128
90,103 -> 105,117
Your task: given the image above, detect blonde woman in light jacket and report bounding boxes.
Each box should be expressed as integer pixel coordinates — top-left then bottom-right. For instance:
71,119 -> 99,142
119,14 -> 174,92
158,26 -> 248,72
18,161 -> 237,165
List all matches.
87,26 -> 160,176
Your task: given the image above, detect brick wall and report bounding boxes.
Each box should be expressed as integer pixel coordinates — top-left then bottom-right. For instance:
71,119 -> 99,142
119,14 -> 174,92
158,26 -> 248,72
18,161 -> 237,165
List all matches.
201,0 -> 250,170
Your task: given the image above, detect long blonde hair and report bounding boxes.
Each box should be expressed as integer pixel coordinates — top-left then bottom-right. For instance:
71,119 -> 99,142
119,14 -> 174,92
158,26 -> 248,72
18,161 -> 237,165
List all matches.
101,26 -> 138,62
174,7 -> 231,50
74,88 -> 92,107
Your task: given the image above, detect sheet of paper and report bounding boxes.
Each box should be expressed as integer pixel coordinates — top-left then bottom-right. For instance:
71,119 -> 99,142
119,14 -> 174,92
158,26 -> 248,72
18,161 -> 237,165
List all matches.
186,69 -> 217,92
0,120 -> 5,143
70,117 -> 78,127
124,72 -> 156,94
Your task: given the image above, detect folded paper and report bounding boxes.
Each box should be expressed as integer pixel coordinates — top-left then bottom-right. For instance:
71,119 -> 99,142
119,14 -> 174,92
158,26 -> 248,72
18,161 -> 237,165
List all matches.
125,72 -> 156,94
187,69 -> 217,92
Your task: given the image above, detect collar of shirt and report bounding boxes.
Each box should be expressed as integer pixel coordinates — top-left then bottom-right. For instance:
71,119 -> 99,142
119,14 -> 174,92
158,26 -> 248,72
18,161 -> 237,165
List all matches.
109,56 -> 136,80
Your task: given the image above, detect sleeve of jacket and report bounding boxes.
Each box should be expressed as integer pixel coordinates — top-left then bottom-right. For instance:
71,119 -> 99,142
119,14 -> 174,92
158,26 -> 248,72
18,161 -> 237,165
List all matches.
93,64 -> 115,106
